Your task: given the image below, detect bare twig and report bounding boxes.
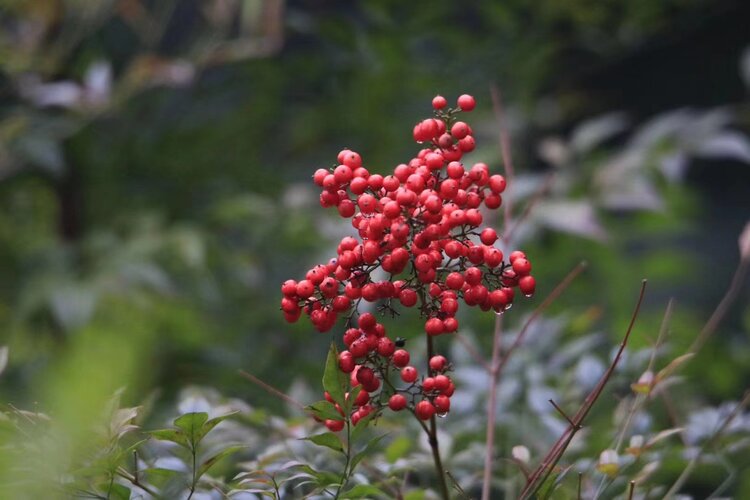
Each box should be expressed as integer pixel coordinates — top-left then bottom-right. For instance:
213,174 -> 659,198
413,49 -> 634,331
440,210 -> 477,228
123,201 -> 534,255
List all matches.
549,400 -> 579,428
615,299 -> 674,451
689,256 -> 749,354
490,84 -> 514,233
481,313 -> 504,500
496,261 -> 588,378
519,280 -> 648,500
238,370 -> 305,411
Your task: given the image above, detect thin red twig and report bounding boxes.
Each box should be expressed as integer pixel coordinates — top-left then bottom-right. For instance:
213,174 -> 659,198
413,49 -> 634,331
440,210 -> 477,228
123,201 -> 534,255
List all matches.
519,279 -> 648,499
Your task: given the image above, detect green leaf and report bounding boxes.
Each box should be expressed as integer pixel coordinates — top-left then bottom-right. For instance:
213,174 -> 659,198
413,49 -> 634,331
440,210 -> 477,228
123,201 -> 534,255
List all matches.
174,412 -> 208,446
340,483 -> 387,499
197,411 -> 239,442
302,432 -> 344,454
385,435 -> 412,463
343,384 -> 362,414
350,434 -> 388,472
196,445 -> 246,479
536,471 -> 561,500
149,428 -> 188,448
306,400 -> 343,421
404,491 -> 426,500
350,412 -> 377,443
322,343 -> 347,407
107,483 -> 131,500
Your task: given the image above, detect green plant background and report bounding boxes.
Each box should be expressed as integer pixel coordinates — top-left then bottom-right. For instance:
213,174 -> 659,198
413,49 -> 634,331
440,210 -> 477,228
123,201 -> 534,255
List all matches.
1,1 -> 749,498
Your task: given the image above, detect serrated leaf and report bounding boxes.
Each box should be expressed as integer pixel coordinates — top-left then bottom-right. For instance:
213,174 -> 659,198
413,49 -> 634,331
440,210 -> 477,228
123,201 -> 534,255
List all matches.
303,432 -> 344,454
197,445 -> 246,479
197,411 -> 239,442
340,483 -> 386,499
323,343 -> 347,407
149,428 -> 188,447
306,400 -> 343,421
350,434 -> 388,472
174,412 -> 209,447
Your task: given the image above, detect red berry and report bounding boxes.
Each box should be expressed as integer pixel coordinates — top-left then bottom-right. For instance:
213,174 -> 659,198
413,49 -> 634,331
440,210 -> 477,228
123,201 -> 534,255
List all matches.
509,250 -> 526,263
415,400 -> 436,420
451,121 -> 470,139
377,337 -> 396,357
281,279 -> 298,296
445,272 -> 465,290
432,95 -> 447,109
434,375 -> 450,392
296,280 -> 315,298
512,257 -> 532,275
480,228 -> 498,245
425,317 -> 444,336
401,366 -> 418,383
457,94 -> 476,111
392,349 -> 410,367
338,351 -> 355,373
429,355 -> 448,372
442,317 -> 458,333
519,275 -> 536,296
387,394 -> 407,411
434,395 -> 451,413
325,419 -> 345,432
358,313 -> 376,331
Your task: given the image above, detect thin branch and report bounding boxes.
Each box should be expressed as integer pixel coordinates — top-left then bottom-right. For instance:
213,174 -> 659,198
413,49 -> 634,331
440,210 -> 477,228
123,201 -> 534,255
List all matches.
549,400 -> 578,428
490,84 -> 514,233
689,257 -> 749,354
481,314 -> 504,500
519,280 -> 648,500
496,261 -> 588,377
238,370 -> 305,411
614,298 -> 674,454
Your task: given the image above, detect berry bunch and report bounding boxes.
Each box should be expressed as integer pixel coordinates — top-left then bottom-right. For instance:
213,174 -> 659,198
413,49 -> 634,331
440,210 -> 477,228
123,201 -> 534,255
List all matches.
281,94 -> 536,430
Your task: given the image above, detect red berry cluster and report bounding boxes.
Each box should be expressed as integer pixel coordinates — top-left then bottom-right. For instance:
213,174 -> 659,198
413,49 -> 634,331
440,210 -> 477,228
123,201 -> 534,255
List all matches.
281,94 -> 536,429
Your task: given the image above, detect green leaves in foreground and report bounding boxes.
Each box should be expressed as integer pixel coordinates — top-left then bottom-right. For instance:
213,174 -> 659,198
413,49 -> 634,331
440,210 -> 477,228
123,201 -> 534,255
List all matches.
150,411 -> 244,493
151,411 -> 238,451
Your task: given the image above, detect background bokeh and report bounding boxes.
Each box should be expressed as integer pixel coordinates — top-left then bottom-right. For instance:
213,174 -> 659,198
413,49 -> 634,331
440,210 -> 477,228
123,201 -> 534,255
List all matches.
1,1 -> 749,497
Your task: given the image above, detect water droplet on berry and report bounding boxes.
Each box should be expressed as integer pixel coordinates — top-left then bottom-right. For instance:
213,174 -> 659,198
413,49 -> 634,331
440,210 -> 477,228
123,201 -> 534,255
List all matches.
436,412 -> 448,418
504,303 -> 513,311
494,310 -> 504,316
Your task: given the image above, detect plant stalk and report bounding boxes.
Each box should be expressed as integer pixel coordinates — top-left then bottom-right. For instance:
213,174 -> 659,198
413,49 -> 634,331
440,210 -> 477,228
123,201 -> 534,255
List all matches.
426,334 -> 450,500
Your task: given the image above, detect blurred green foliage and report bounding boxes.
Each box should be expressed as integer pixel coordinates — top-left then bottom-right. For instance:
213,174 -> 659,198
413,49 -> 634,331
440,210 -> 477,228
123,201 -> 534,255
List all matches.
0,0 -> 749,497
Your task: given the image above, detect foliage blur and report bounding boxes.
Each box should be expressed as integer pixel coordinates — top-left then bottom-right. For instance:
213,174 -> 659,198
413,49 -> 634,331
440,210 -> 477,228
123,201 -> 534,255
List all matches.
1,0 -> 749,498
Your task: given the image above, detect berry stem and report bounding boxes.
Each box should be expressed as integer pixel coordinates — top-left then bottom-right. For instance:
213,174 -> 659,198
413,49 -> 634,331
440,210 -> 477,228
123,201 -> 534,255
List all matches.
426,333 -> 450,500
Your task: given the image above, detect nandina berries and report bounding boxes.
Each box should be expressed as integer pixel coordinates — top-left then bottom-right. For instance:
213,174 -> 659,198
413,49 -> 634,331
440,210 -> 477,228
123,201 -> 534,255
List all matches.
282,94 -> 537,430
